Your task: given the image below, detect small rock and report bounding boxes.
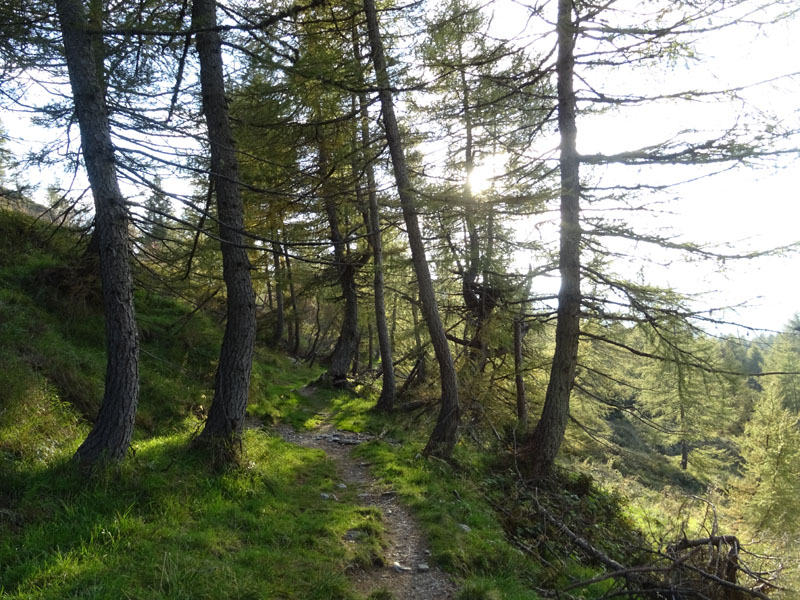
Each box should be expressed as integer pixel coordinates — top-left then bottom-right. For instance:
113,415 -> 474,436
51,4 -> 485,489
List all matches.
391,561 -> 412,573
337,482 -> 347,489
458,523 -> 472,532
424,549 -> 431,556
417,563 -> 430,572
357,493 -> 370,499
359,462 -> 371,467
381,490 -> 396,497
344,529 -> 365,541
0,509 -> 21,523
320,493 -> 332,500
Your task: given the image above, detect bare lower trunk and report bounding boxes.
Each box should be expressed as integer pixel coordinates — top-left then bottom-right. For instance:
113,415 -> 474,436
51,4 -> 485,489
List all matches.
514,317 -> 528,432
319,127 -> 360,384
282,233 -> 300,355
367,323 -> 374,372
308,295 -> 322,365
354,64 -> 396,410
271,239 -> 285,346
56,0 -> 140,467
411,297 -> 427,383
520,0 -> 581,479
364,0 -> 459,458
193,0 -> 256,464
265,263 -> 274,311
352,329 -> 362,376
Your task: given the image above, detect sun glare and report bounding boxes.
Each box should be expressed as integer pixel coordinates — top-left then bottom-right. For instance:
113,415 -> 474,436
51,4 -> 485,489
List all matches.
467,153 -> 507,195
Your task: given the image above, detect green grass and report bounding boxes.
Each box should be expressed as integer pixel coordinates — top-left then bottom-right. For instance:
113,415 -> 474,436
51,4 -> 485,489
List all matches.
0,429 -> 383,599
352,439 -> 545,599
0,211 -> 387,599
0,210 -> 740,599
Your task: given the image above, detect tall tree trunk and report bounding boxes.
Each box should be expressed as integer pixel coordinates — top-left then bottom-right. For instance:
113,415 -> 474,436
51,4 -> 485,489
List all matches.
353,48 -> 396,409
308,294 -> 322,365
271,238 -> 285,346
56,0 -> 140,467
351,329 -> 362,376
265,262 -> 274,311
520,0 -> 581,479
390,294 -> 397,353
514,317 -> 528,432
318,126 -> 360,385
411,296 -> 427,384
367,323 -> 374,372
282,232 -> 301,355
193,0 -> 256,463
364,0 -> 460,458
678,361 -> 689,470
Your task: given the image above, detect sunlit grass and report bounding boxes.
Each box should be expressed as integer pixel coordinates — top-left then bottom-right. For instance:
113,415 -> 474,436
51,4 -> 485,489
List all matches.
0,429 -> 386,599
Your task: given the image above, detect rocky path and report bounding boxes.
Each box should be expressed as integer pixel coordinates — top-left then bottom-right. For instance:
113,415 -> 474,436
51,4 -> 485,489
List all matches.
274,422 -> 457,600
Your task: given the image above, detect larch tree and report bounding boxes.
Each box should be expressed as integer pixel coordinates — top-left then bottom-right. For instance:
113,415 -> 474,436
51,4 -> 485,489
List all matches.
55,0 -> 140,467
192,0 -> 257,464
352,20 -> 395,410
516,0 -> 799,479
316,117 -> 362,385
363,0 -> 460,458
416,0 -> 544,375
519,0 -> 581,479
638,328 -> 732,473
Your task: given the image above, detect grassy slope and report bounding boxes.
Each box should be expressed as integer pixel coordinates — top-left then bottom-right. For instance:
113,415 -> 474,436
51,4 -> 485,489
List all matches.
0,210 -> 659,600
0,211 -> 382,599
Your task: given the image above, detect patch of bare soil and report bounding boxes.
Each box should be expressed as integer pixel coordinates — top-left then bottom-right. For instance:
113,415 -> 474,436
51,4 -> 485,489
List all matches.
274,421 -> 458,600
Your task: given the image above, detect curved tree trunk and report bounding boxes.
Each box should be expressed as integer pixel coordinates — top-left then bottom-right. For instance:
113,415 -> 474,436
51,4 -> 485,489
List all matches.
520,0 -> 581,480
363,0 -> 460,458
193,0 -> 257,464
56,0 -> 140,467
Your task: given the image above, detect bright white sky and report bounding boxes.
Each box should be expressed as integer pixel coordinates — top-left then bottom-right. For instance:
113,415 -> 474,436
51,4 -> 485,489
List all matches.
2,0 -> 798,334
478,0 -> 800,334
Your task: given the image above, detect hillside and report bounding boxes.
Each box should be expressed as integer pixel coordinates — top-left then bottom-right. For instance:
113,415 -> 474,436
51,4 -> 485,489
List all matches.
0,210 -> 795,599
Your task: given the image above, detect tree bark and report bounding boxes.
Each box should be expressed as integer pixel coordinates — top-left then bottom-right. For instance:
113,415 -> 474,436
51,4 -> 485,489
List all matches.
265,261 -> 274,311
192,0 -> 256,463
318,126 -> 360,385
520,0 -> 581,479
514,317 -> 528,432
411,296 -> 428,383
271,238 -> 285,346
353,53 -> 396,410
364,0 -> 460,458
367,323 -> 374,372
282,232 -> 301,355
56,0 -> 140,467
308,294 -> 322,364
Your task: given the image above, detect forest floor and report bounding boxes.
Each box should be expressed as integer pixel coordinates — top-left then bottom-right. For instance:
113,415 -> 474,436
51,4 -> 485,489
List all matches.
273,414 -> 458,600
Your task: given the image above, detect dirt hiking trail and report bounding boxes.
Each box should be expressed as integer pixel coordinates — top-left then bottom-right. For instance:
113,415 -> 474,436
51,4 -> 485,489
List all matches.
275,419 -> 457,600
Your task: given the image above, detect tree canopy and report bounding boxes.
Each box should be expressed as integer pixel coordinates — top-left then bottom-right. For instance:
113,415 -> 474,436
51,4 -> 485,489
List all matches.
1,0 -> 799,593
